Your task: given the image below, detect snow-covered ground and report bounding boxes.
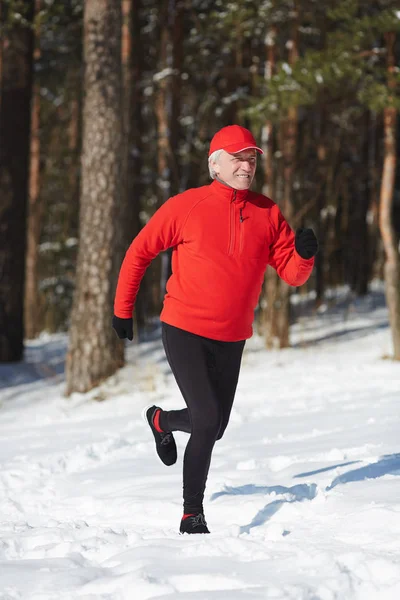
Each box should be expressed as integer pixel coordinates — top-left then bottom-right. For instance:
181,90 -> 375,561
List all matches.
1,285 -> 400,600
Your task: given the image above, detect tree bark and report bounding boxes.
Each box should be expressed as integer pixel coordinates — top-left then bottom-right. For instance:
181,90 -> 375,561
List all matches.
65,0 -> 125,394
350,110 -> 371,296
0,1 -> 34,361
155,1 -> 184,301
155,4 -> 170,206
65,68 -> 82,239
128,0 -> 148,328
260,19 -> 279,348
170,0 -> 183,195
274,4 -> 299,349
25,0 -> 43,340
368,110 -> 382,282
154,3 -> 170,303
122,0 -> 139,331
314,105 -> 327,306
379,32 -> 400,360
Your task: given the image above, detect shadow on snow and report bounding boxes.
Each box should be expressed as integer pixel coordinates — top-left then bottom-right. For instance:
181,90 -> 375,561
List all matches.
211,453 -> 400,534
325,453 -> 400,491
0,337 -> 67,390
210,483 -> 318,535
293,461 -> 361,478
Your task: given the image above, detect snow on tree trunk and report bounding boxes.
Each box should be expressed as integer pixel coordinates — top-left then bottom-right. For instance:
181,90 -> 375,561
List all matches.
379,33 -> 400,360
0,1 -> 34,361
65,0 -> 124,395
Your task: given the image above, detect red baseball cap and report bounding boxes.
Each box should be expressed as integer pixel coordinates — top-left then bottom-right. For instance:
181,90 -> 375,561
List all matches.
208,125 -> 263,156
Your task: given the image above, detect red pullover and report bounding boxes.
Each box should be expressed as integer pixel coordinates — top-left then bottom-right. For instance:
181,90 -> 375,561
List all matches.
114,179 -> 314,341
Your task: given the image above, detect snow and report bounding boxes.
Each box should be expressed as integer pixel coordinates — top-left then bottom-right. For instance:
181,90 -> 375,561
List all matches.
1,288 -> 400,599
153,69 -> 175,83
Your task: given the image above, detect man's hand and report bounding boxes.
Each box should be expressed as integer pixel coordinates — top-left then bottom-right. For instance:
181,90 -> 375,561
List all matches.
112,315 -> 133,341
295,228 -> 318,259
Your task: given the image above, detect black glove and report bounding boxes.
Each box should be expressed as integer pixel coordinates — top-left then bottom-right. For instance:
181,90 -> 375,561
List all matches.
112,315 -> 133,341
295,228 -> 318,259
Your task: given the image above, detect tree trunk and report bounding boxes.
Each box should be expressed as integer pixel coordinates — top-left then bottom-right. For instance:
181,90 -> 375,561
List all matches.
154,4 -> 170,303
320,130 -> 341,293
274,4 -> 299,349
128,0 -> 147,328
122,0 -> 139,331
261,21 -> 279,348
314,105 -> 327,306
25,0 -> 43,340
65,0 -> 124,394
170,0 -> 183,195
155,4 -> 170,206
155,1 -> 183,302
0,1 -> 34,361
351,110 -> 371,296
121,0 -> 133,248
379,32 -> 400,360
368,110 -> 382,282
64,68 -> 82,239
0,2 -> 2,117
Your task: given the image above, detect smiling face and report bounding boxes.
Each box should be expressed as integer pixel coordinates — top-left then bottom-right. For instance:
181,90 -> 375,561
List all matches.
211,149 -> 257,190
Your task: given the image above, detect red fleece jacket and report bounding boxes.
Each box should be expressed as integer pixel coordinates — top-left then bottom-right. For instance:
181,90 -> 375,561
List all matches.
114,179 -> 314,341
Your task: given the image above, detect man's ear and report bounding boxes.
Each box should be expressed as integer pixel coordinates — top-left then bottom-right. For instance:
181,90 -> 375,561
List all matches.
211,160 -> 220,175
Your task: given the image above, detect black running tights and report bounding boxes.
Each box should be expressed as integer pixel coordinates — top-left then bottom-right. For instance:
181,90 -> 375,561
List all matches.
160,322 -> 245,514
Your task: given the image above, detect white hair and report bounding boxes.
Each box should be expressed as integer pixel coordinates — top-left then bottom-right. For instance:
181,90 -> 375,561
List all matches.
208,150 -> 223,179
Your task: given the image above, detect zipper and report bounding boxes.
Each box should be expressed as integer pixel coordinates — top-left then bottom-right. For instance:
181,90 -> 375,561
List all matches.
228,190 -> 236,256
239,207 -> 244,254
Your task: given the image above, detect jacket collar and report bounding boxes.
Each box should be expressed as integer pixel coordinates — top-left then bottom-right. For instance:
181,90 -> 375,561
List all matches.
211,178 -> 249,203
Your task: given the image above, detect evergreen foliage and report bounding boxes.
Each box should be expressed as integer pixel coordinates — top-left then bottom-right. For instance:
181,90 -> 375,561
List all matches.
1,0 -> 399,345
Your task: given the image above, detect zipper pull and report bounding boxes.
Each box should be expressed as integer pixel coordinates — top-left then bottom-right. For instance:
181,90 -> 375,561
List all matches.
240,208 -> 243,223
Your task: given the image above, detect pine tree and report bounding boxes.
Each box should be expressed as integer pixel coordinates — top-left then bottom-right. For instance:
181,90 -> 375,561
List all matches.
0,1 -> 34,361
65,0 -> 125,394
25,0 -> 43,340
379,31 -> 400,359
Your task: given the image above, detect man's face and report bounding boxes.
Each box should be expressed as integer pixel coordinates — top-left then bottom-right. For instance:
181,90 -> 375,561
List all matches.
212,149 -> 257,190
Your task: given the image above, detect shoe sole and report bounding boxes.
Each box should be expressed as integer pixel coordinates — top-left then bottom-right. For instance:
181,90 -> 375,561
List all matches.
179,530 -> 210,535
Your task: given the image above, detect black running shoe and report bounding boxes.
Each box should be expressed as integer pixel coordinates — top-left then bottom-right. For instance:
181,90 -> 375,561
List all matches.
144,405 -> 177,466
179,513 -> 210,534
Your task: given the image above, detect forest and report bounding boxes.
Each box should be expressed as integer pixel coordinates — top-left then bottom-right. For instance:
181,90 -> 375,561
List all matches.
1,0 -> 399,395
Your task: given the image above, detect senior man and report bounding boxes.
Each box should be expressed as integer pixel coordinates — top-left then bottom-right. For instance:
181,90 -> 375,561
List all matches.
112,125 -> 318,534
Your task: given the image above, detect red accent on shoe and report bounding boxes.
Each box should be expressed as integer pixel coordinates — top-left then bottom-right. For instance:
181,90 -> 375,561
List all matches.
182,513 -> 195,520
153,409 -> 164,433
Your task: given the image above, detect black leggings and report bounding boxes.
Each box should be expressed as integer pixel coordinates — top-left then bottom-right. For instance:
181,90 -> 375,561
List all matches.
161,322 -> 245,514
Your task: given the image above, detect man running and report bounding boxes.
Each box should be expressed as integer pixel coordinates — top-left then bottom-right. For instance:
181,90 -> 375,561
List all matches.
112,125 -> 318,534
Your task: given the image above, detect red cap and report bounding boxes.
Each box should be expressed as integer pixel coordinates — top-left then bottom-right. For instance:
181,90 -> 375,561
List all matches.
208,125 -> 263,156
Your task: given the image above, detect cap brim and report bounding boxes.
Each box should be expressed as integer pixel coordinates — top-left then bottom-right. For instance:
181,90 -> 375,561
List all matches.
224,143 -> 264,155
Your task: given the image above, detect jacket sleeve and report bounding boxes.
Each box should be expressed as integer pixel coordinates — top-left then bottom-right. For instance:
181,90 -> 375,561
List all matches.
268,206 -> 314,287
114,196 -> 185,318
